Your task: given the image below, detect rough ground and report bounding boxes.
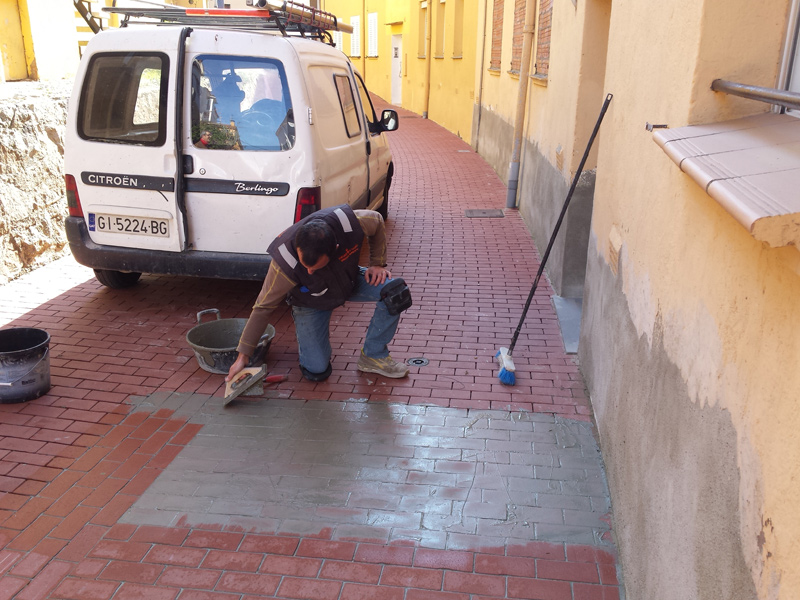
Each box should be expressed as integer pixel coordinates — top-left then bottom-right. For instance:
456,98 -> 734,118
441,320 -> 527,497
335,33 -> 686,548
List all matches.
0,79 -> 74,285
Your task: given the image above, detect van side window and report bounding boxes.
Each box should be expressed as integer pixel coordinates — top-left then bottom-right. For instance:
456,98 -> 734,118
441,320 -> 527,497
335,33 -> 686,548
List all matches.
354,73 -> 380,134
334,74 -> 362,138
78,53 -> 168,146
191,55 -> 294,152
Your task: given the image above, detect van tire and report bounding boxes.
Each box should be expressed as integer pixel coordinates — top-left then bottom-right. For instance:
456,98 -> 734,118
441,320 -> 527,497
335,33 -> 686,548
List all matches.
378,164 -> 393,220
93,269 -> 142,289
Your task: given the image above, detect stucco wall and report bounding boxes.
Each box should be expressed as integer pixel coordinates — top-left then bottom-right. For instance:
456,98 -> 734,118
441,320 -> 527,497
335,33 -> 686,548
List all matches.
471,0 -> 608,298
471,107 -> 596,299
581,0 -> 800,597
425,0 -> 478,142
580,237 -> 759,600
17,0 -> 79,81
517,143 -> 595,298
471,102 -> 513,182
0,0 -> 27,81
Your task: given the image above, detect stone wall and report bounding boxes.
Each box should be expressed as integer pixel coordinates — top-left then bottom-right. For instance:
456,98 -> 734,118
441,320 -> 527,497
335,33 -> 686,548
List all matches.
0,80 -> 74,285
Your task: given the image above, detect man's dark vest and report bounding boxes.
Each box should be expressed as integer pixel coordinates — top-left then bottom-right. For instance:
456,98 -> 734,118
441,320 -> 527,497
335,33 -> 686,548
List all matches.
268,205 -> 364,311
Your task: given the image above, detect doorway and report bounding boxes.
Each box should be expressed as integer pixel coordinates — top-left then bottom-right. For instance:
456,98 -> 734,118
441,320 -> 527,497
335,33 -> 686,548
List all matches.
391,34 -> 402,106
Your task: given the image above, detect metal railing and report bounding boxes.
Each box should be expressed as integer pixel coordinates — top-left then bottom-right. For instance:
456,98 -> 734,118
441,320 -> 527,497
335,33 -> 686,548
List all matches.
711,79 -> 800,112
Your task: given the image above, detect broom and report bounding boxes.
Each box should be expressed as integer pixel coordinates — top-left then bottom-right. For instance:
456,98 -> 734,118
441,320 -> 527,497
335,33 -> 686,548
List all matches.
497,93 -> 613,386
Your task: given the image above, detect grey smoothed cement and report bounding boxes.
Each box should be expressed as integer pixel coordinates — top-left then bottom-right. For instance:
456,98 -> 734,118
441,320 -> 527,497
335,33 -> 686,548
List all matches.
553,295 -> 582,355
123,392 -> 613,551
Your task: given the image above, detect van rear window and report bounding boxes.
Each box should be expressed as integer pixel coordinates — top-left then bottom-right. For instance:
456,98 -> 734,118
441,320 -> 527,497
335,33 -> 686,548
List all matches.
191,55 -> 294,152
78,53 -> 169,146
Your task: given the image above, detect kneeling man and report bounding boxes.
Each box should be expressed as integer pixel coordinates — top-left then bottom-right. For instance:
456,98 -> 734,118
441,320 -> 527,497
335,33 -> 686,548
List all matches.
226,205 -> 410,383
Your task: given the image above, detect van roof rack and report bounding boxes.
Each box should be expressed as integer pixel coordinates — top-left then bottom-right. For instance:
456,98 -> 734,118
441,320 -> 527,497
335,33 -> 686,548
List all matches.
103,1 -> 353,43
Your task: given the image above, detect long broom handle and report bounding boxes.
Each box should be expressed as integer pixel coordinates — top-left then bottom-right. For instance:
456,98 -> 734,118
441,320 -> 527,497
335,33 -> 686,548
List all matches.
507,93 -> 613,355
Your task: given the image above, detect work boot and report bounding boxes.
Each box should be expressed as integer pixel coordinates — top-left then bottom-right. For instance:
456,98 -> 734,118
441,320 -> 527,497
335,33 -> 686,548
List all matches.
357,351 -> 409,379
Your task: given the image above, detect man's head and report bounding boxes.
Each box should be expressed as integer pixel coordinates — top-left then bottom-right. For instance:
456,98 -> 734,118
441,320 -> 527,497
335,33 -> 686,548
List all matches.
295,219 -> 337,274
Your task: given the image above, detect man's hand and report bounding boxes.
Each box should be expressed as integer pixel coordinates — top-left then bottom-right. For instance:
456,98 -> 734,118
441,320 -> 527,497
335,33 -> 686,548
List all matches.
365,266 -> 391,286
225,353 -> 249,382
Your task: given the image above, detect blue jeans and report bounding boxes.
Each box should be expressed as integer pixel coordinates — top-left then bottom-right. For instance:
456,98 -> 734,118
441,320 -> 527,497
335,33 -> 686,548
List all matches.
291,269 -> 401,374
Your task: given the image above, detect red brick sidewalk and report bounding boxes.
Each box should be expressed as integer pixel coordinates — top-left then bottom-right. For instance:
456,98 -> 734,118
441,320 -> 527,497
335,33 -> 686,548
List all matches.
0,99 -> 618,598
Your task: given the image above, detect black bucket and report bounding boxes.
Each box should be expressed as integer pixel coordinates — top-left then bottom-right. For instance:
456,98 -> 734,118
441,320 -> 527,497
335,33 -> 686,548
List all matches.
186,309 -> 274,375
0,328 -> 51,404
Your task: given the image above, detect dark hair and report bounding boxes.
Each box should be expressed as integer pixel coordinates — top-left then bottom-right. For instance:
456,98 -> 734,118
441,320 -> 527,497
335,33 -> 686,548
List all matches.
295,220 -> 336,265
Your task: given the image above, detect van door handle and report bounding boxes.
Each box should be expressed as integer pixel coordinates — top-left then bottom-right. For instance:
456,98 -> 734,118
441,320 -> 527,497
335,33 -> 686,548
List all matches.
365,140 -> 372,156
183,155 -> 194,174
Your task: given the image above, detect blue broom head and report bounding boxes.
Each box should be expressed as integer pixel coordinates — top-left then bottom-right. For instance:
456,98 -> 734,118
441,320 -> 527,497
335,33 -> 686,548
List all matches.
498,367 -> 516,386
495,347 -> 517,386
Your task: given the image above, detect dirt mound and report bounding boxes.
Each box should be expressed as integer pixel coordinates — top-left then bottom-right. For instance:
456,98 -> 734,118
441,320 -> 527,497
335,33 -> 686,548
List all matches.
0,79 -> 74,285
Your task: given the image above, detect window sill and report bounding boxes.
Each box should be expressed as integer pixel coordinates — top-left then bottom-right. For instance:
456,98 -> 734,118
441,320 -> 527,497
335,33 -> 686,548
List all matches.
531,74 -> 547,87
654,113 -> 800,248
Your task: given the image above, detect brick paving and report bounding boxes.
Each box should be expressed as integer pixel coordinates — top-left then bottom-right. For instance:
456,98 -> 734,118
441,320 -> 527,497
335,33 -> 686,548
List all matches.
0,100 -> 620,598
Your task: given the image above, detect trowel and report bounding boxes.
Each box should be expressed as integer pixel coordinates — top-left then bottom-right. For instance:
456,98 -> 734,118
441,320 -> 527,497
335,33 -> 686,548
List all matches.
223,366 -> 266,405
223,366 -> 289,406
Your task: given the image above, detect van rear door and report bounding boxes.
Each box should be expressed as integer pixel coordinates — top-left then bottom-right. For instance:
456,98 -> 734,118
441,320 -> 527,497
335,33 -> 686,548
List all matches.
182,30 -> 302,254
69,28 -> 185,253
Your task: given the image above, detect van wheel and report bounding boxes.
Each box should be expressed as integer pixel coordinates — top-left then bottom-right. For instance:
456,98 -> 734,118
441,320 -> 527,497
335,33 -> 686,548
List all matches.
378,165 -> 393,220
93,269 -> 142,289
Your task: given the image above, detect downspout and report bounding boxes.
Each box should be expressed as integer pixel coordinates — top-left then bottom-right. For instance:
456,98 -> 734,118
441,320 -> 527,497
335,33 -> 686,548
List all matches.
506,0 -> 536,208
362,0 -> 367,79
474,0 -> 489,151
422,1 -> 433,118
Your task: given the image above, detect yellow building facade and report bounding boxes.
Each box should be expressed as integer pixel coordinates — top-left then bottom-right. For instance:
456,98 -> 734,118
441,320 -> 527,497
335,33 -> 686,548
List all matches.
324,0 -> 479,143
578,1 -> 800,598
0,0 -> 79,81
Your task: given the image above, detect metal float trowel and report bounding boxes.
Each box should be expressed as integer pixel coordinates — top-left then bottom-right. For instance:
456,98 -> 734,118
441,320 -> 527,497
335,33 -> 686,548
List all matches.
223,366 -> 266,406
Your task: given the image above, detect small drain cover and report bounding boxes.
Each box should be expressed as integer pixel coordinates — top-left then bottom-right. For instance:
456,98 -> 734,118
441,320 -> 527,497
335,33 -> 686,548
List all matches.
407,357 -> 429,367
465,209 -> 504,218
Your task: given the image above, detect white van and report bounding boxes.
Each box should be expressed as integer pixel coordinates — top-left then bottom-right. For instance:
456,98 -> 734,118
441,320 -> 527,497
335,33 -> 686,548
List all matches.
64,3 -> 398,288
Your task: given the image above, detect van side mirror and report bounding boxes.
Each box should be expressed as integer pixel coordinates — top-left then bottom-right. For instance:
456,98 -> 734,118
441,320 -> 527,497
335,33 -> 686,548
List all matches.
381,109 -> 399,132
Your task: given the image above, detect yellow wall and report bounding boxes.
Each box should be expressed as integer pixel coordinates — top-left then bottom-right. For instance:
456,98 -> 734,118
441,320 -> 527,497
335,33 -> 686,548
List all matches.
426,0 -> 478,140
1,0 -> 29,81
20,0 -> 79,80
587,0 -> 799,597
476,0 -> 610,180
1,0 -> 79,81
323,0 -> 396,102
475,2 -> 527,141
327,0 -> 478,143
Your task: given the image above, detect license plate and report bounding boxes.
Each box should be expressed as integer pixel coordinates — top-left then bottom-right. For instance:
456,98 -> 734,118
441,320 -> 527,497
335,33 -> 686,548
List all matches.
89,213 -> 169,237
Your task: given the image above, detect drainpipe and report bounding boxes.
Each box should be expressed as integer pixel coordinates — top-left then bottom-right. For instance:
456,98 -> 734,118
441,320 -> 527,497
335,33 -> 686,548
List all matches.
506,0 -> 536,208
362,0 -> 367,79
422,1 -> 433,118
474,0 -> 489,151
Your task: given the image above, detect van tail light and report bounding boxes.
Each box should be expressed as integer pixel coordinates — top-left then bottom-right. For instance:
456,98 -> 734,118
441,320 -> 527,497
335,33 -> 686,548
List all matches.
294,187 -> 320,222
64,175 -> 83,217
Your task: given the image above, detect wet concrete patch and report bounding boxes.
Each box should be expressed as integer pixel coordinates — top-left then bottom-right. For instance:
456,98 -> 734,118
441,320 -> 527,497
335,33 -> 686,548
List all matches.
123,393 -> 613,550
